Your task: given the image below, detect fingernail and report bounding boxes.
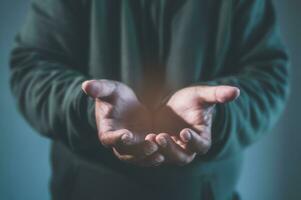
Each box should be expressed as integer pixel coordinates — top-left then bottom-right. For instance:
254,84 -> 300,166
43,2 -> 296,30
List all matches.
235,88 -> 240,97
144,143 -> 158,156
121,133 -> 133,145
182,131 -> 191,142
157,136 -> 167,147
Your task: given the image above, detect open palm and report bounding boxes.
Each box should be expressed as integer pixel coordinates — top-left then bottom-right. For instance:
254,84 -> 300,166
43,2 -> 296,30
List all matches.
150,85 -> 240,165
82,80 -> 163,166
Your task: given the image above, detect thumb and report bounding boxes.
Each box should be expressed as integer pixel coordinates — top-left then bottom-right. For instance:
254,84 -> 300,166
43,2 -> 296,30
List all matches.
82,80 -> 116,99
195,85 -> 240,104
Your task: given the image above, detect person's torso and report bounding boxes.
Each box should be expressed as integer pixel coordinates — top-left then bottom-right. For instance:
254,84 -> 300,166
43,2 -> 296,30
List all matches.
85,0 -> 236,109
52,1 -> 242,200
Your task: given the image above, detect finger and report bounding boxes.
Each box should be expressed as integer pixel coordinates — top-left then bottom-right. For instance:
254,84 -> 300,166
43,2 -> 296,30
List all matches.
155,133 -> 195,166
112,148 -> 135,162
171,136 -> 186,149
82,79 -> 116,99
145,133 -> 157,143
101,130 -> 159,159
194,85 -> 240,104
116,140 -> 159,159
99,129 -> 133,147
138,153 -> 165,167
179,128 -> 211,155
113,148 -> 164,167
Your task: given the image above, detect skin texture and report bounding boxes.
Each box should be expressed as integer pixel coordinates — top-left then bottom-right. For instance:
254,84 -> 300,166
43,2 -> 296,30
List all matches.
152,86 -> 240,165
82,80 -> 164,167
82,80 -> 240,167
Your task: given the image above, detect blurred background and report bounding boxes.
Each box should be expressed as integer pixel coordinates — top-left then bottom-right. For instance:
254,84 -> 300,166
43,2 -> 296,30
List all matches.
0,0 -> 300,199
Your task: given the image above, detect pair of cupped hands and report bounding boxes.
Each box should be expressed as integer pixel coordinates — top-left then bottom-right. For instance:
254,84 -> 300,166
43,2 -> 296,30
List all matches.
82,80 -> 240,167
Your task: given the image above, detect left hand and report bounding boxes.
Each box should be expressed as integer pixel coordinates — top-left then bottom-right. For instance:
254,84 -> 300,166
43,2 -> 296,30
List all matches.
149,85 -> 240,166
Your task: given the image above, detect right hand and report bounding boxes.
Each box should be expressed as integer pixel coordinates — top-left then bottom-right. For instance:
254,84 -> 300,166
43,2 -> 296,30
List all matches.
82,80 -> 164,167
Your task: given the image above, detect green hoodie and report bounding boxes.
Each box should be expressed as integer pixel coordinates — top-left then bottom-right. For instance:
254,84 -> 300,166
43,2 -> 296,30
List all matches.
10,0 -> 289,199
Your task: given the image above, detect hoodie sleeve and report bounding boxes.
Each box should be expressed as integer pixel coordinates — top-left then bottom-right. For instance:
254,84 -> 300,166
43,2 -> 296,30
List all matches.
9,0 -> 103,155
205,0 -> 290,159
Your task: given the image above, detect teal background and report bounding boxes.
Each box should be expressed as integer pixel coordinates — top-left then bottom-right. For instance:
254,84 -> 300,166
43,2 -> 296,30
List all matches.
0,0 -> 300,199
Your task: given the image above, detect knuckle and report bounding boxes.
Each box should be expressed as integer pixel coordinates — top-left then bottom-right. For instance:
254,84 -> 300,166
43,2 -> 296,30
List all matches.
98,134 -> 109,147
